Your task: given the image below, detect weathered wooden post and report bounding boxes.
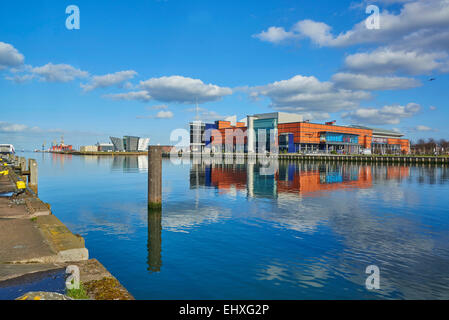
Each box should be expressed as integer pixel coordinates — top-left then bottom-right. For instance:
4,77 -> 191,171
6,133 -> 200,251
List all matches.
148,146 -> 163,209
28,159 -> 38,194
19,157 -> 26,172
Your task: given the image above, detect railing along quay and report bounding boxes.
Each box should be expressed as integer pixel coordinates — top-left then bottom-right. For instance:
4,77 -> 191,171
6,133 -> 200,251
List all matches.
277,154 -> 449,164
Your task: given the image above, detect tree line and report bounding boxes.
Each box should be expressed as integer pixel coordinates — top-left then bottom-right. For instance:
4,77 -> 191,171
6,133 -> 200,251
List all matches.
411,138 -> 449,155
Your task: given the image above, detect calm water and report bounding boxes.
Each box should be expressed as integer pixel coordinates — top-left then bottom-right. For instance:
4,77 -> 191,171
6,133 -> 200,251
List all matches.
17,152 -> 449,300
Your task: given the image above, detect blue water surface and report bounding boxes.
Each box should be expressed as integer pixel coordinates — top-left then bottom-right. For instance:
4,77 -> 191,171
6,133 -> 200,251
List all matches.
17,152 -> 449,300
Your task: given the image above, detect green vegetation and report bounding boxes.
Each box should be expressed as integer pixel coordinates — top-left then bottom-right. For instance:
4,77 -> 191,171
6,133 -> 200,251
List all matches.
66,282 -> 90,300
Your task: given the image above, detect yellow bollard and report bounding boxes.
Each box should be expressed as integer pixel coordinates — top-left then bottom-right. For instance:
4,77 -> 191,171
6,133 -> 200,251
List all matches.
16,181 -> 26,190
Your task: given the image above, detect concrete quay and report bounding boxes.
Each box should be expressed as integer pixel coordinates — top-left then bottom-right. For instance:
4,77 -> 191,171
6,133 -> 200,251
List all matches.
186,152 -> 449,165
0,154 -> 133,300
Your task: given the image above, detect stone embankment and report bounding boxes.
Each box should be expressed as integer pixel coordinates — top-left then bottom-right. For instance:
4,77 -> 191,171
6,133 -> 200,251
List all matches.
0,154 -> 133,300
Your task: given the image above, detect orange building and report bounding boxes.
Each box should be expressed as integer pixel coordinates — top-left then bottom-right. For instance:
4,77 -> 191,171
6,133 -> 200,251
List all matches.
190,112 -> 410,155
208,120 -> 247,152
278,122 -> 373,154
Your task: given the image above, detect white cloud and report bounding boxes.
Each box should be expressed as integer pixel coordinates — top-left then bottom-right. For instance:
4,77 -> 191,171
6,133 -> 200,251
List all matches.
332,72 -> 421,90
274,0 -> 449,49
344,49 -> 448,75
0,121 -> 62,134
0,42 -> 24,69
32,63 -> 89,82
293,20 -> 334,46
155,110 -> 174,119
139,75 -> 232,104
342,103 -> 421,125
414,125 -> 433,132
0,122 -> 28,133
136,108 -> 174,119
254,0 -> 449,75
148,104 -> 168,110
81,70 -> 137,92
185,106 -> 231,122
429,105 -> 437,111
250,75 -> 371,113
4,74 -> 35,83
253,27 -> 297,44
103,90 -> 152,102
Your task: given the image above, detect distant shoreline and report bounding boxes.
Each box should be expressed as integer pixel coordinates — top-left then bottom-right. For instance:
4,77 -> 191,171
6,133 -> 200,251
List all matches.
44,151 -> 148,156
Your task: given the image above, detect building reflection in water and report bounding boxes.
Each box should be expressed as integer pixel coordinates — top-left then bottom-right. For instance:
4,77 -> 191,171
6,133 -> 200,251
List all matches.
147,208 -> 162,273
50,152 -> 73,169
190,160 -> 412,198
112,156 -> 148,172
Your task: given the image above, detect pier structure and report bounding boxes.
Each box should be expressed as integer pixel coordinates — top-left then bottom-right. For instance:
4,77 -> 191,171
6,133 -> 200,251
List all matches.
182,152 -> 449,166
0,154 -> 133,300
276,154 -> 449,165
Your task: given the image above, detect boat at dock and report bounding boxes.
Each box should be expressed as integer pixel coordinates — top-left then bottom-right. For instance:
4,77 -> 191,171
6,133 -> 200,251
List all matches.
0,144 -> 15,155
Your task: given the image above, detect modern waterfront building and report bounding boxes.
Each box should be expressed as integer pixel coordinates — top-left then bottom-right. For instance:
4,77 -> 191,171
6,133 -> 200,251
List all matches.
137,138 -> 150,152
110,136 -> 150,152
97,143 -> 114,152
352,126 -> 410,155
80,145 -> 98,152
189,112 -> 410,155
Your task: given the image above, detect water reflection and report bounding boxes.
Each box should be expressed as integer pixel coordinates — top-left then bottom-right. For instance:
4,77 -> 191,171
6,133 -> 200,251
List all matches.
21,152 -> 449,299
190,161 -> 415,198
112,156 -> 148,172
147,208 -> 162,273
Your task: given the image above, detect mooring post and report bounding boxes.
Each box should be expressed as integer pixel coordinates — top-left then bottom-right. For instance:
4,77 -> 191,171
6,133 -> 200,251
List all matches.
19,157 -> 26,172
28,158 -> 38,194
148,146 -> 163,209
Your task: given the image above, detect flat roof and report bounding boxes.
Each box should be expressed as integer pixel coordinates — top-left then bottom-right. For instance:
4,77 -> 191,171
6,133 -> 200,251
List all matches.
320,131 -> 359,136
349,125 -> 403,137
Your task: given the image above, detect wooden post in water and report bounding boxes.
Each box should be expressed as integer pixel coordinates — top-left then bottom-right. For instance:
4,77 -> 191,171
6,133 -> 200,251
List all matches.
28,159 -> 38,194
19,157 -> 26,172
148,146 -> 163,209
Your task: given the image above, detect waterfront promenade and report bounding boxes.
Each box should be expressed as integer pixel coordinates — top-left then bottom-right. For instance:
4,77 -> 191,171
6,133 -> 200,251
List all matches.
0,154 -> 133,300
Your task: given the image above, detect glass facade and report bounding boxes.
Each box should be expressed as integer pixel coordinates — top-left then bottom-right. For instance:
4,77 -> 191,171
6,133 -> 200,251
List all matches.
323,132 -> 359,144
254,118 -> 278,153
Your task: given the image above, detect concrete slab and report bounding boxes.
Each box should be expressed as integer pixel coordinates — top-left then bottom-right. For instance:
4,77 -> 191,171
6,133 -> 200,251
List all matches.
35,215 -> 89,262
24,197 -> 51,217
0,175 -> 14,194
0,198 -> 29,218
74,259 -> 134,300
0,219 -> 56,263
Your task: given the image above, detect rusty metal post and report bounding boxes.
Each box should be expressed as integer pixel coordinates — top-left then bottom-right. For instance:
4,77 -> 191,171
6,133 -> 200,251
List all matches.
148,146 -> 163,209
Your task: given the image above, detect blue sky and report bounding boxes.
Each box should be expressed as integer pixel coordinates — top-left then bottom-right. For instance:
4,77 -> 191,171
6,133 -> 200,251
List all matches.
1,0 -> 448,149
